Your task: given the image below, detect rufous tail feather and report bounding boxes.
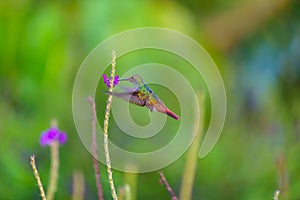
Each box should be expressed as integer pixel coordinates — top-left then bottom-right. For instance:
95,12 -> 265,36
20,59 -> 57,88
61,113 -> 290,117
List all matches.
165,108 -> 180,120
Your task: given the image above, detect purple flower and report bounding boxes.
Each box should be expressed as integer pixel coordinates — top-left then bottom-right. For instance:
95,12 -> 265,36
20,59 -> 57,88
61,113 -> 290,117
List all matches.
103,74 -> 119,88
40,127 -> 67,146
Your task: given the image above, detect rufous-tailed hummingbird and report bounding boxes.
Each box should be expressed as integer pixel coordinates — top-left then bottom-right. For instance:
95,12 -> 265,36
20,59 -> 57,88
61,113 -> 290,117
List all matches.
112,74 -> 180,120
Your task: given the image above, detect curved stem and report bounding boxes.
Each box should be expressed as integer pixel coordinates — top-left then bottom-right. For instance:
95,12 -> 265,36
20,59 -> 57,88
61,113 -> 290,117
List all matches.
30,155 -> 47,200
88,96 -> 104,200
159,172 -> 178,200
103,50 -> 118,200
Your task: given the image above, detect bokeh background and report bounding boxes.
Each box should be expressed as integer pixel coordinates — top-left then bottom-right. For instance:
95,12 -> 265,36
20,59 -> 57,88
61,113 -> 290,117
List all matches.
1,0 -> 300,199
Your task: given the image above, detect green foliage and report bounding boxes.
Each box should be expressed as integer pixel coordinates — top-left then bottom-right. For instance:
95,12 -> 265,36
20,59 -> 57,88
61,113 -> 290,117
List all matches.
0,0 -> 300,199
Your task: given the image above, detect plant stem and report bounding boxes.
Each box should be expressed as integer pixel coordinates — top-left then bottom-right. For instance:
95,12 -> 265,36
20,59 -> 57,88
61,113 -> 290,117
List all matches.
159,172 -> 178,200
103,50 -> 118,200
179,91 -> 205,200
30,155 -> 47,200
124,172 -> 137,200
72,171 -> 85,200
88,96 -> 104,200
118,184 -> 131,200
274,190 -> 280,200
276,153 -> 290,200
47,141 -> 59,200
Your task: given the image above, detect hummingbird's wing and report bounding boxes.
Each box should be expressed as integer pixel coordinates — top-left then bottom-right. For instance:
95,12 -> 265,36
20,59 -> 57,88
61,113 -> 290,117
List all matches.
112,90 -> 146,107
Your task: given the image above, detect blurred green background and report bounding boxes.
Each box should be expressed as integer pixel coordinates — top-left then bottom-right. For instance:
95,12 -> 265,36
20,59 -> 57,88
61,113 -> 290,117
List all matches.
1,0 -> 300,199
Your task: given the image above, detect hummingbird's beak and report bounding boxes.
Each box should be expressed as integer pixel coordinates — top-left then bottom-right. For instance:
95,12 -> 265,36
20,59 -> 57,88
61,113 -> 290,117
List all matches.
118,78 -> 129,81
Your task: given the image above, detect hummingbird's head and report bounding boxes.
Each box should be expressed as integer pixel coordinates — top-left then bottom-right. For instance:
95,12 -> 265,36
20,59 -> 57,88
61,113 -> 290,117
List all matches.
119,74 -> 145,86
128,74 -> 144,85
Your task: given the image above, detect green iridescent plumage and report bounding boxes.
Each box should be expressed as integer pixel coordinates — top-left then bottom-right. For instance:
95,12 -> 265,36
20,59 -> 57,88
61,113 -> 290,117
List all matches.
113,74 -> 179,120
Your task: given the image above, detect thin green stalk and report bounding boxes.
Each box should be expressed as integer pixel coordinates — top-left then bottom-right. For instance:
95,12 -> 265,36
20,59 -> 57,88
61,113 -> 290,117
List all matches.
30,155 -> 47,200
179,91 -> 205,200
118,184 -> 131,200
274,190 -> 280,200
47,141 -> 59,200
103,50 -> 118,200
88,96 -> 104,200
124,172 -> 137,200
276,153 -> 290,200
72,171 -> 85,200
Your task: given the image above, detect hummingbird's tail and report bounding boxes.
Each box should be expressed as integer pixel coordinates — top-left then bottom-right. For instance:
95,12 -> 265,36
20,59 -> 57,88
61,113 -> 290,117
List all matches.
165,108 -> 180,120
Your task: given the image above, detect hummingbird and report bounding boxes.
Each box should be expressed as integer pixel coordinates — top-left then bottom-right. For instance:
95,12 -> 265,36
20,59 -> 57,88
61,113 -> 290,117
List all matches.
112,74 -> 180,120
